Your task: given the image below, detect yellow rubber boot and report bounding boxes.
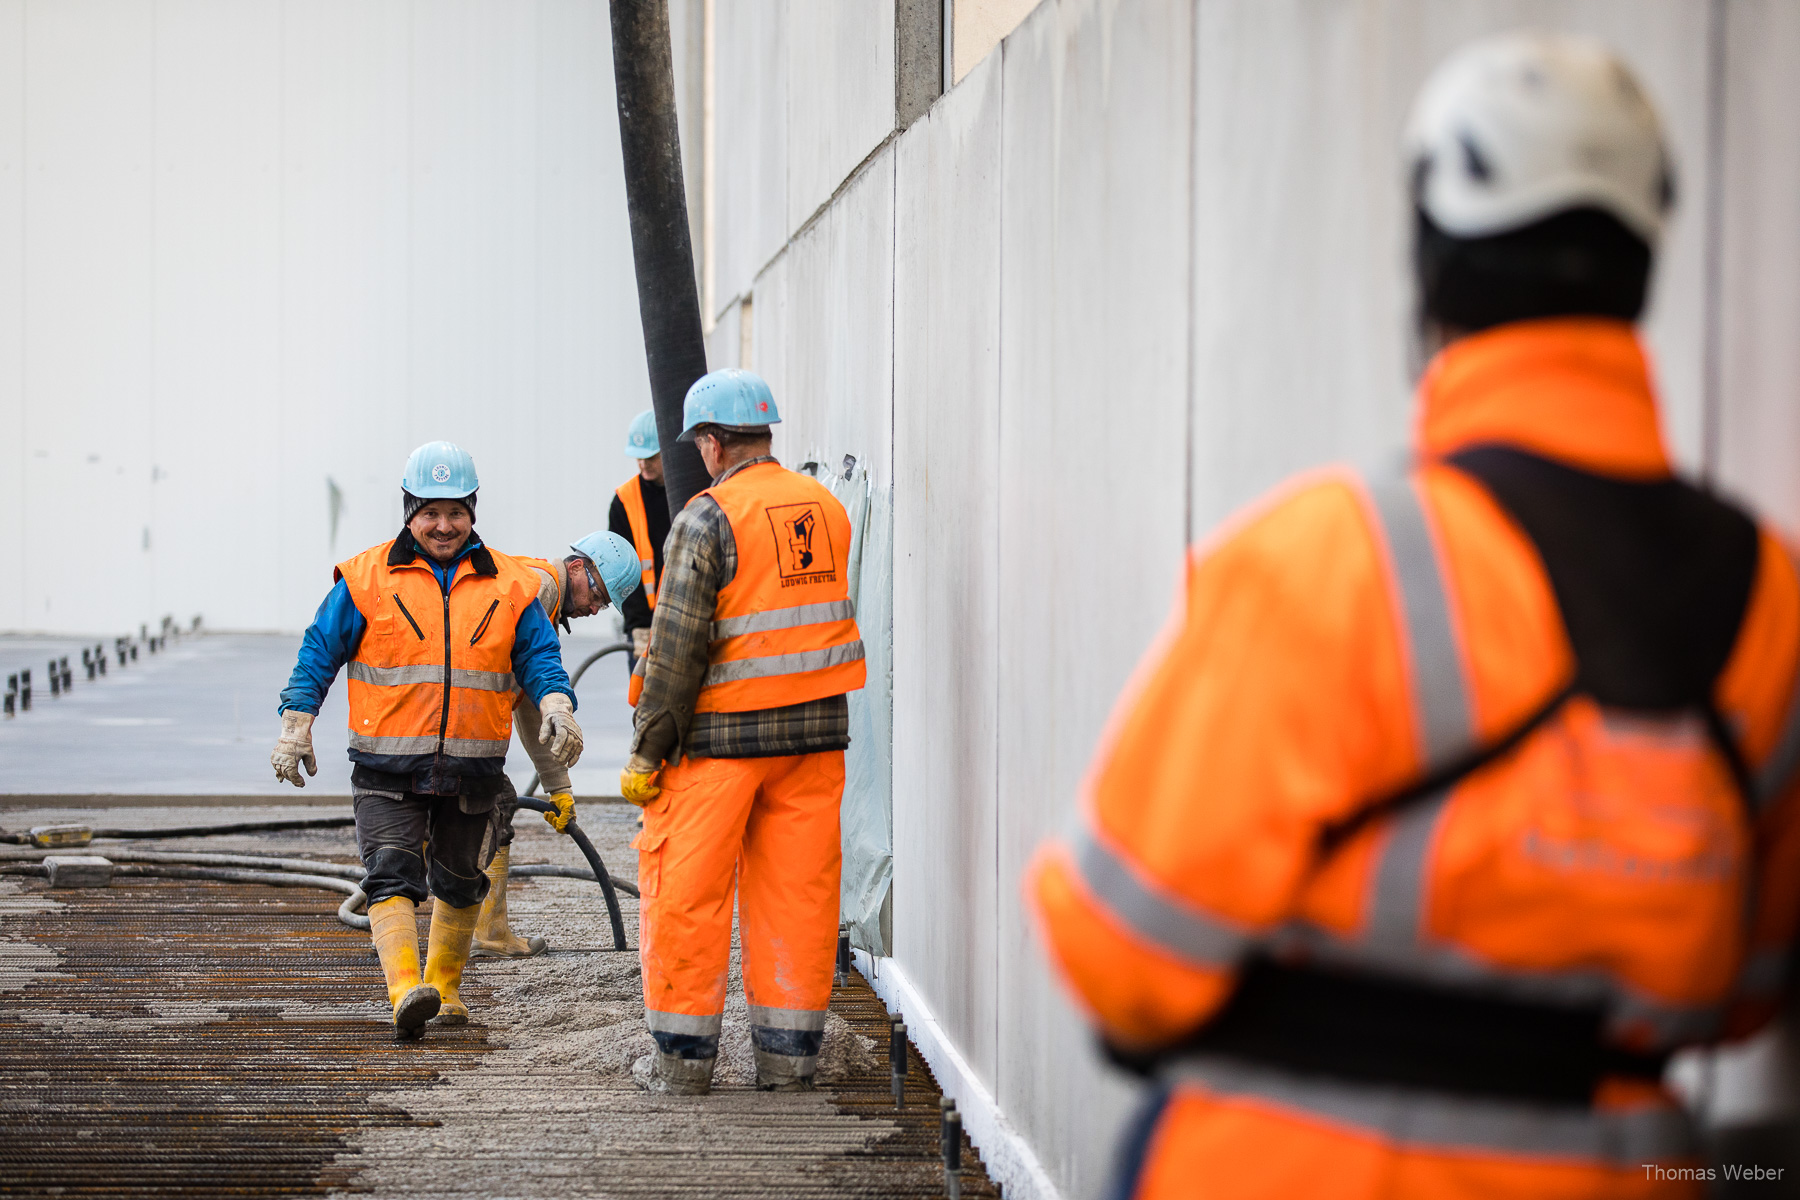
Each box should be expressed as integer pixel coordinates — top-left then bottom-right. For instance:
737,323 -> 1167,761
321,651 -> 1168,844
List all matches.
424,900 -> 481,1025
472,845 -> 548,958
368,896 -> 440,1040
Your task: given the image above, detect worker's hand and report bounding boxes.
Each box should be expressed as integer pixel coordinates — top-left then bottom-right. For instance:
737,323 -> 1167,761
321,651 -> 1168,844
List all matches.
537,693 -> 584,768
620,754 -> 662,807
631,627 -> 651,659
542,791 -> 576,833
271,710 -> 317,788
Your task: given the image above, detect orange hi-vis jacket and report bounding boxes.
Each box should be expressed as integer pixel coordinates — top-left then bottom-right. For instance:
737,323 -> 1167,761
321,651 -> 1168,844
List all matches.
337,537 -> 545,769
516,555 -> 567,629
617,475 -> 660,610
692,461 -> 865,713
1030,320 -> 1800,1199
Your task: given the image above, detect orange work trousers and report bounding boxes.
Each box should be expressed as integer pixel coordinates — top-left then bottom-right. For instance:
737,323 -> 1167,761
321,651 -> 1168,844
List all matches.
633,750 -> 843,1084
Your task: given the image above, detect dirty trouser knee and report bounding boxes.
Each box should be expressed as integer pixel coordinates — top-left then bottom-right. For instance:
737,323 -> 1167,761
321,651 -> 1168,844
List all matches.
355,788 -> 495,908
490,777 -> 520,850
634,751 -> 843,1084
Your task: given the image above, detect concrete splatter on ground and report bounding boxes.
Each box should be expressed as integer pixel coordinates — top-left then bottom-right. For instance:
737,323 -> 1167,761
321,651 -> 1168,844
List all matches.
341,809 -> 893,1199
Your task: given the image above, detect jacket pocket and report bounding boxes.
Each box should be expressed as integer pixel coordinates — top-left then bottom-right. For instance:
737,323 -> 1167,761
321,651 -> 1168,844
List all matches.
630,830 -> 666,898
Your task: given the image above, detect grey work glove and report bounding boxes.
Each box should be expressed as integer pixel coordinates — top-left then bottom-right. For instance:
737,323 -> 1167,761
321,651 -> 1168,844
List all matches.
514,695 -> 572,794
631,627 -> 651,659
537,692 -> 584,769
271,710 -> 317,787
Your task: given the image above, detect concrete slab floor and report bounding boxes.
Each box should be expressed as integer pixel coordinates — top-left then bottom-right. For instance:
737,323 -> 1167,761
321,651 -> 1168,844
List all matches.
0,631 -> 638,798
0,804 -> 995,1197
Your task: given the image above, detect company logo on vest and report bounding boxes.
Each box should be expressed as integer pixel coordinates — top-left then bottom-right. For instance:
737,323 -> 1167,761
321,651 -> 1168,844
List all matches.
767,502 -> 836,585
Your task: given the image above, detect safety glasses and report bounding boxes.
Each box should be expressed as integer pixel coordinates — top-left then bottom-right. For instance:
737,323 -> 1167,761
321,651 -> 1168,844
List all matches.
582,559 -> 609,609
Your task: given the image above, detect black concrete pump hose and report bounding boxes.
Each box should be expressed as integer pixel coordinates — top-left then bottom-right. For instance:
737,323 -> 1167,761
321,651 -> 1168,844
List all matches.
513,797 -> 631,951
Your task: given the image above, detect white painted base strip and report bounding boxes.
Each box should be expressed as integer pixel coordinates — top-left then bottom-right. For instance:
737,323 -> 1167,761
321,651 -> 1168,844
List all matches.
854,949 -> 1066,1200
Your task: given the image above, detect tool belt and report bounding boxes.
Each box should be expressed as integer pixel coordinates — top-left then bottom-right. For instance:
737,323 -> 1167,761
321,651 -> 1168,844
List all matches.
1151,957 -> 1669,1106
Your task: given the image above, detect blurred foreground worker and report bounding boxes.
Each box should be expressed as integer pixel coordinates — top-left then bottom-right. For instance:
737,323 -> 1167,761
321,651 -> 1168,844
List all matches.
273,441 -> 584,1040
1030,33 -> 1800,1200
474,530 -> 642,958
612,409 -> 669,671
623,369 -> 865,1094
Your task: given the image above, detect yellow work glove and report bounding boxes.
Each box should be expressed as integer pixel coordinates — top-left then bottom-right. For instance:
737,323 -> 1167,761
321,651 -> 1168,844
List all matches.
619,755 -> 662,807
541,791 -> 576,833
271,710 -> 317,787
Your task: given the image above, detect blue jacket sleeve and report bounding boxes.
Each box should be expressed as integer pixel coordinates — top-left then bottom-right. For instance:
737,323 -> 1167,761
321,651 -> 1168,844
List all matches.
512,600 -> 575,709
279,579 -> 367,715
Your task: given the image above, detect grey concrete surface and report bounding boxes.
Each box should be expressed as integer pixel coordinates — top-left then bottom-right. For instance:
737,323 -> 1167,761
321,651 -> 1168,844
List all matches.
0,632 -> 636,797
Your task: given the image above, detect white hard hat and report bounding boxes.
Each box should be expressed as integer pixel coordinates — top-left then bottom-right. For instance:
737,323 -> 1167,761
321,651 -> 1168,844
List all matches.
1405,32 -> 1674,245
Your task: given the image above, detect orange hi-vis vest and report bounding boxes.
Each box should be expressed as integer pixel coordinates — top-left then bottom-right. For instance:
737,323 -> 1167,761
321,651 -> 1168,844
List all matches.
336,537 -> 543,765
696,460 -> 865,713
1031,320 -> 1800,1198
617,474 -> 659,609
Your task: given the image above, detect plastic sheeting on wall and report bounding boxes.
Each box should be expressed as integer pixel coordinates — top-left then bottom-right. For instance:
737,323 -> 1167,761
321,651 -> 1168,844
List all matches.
807,451 -> 894,957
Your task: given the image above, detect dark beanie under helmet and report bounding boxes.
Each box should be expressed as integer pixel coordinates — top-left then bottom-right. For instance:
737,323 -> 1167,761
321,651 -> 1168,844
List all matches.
403,490 -> 477,526
1414,205 -> 1653,333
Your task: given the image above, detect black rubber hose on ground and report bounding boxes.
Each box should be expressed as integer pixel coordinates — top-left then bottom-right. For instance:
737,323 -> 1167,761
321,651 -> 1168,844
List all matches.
93,816 -> 355,839
609,0 -> 711,519
514,797 -> 630,951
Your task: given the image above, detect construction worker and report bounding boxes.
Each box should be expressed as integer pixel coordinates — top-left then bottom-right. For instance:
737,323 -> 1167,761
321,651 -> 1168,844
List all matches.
1029,33 -> 1800,1199
611,409 -> 668,667
271,441 -> 586,1040
474,530 -> 642,958
620,369 -> 866,1094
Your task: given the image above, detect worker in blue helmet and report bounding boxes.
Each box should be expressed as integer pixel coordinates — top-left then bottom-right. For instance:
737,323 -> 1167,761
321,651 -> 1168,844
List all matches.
273,440 -> 583,1038
473,528 -> 642,957
609,409 -> 667,669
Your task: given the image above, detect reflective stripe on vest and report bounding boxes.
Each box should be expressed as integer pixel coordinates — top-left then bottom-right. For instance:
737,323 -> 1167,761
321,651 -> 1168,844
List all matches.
1165,1054 -> 1697,1165
347,661 -> 516,693
336,539 -> 539,763
518,558 -> 564,627
618,475 -> 658,608
693,462 -> 866,713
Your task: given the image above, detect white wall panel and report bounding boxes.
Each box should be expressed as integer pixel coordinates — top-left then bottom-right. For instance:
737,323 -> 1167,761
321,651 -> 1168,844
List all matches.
1716,0 -> 1800,531
0,1 -> 643,636
713,0 -> 787,314
0,2 -> 22,630
892,48 -> 1003,1093
993,4 -> 1191,1191
150,0 -> 283,632
21,1 -> 155,635
1190,0 -> 1716,536
783,149 -> 895,484
786,0 -> 894,233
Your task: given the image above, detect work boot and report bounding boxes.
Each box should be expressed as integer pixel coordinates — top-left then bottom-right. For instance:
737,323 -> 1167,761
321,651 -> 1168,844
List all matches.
368,895 -> 440,1041
471,845 -> 547,958
631,1051 -> 716,1096
423,899 -> 481,1025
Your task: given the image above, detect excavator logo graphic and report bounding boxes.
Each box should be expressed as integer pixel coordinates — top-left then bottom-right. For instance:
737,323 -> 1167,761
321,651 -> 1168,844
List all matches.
766,501 -> 836,585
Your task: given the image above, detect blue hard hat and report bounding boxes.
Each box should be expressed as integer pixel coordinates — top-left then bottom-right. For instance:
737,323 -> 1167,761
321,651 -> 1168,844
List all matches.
626,409 -> 661,459
678,369 -> 781,442
569,530 -> 641,609
402,441 -> 479,499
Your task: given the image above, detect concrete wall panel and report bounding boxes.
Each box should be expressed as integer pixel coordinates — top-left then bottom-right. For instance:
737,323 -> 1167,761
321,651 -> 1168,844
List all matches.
993,2 -> 1193,1191
783,149 -> 896,484
21,1 -> 156,635
1189,0 -> 1715,537
891,48 -> 1004,1092
1717,0 -> 1800,530
0,2 -> 22,629
786,0 -> 895,234
713,0 -> 787,314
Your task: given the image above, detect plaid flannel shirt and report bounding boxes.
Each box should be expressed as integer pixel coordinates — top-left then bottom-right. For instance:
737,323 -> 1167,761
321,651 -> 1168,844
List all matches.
630,456 -> 851,764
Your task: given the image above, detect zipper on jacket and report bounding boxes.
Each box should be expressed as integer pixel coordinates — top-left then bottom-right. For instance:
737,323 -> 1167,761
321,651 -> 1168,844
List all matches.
469,599 -> 499,646
438,578 -> 453,763
392,594 -> 426,640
